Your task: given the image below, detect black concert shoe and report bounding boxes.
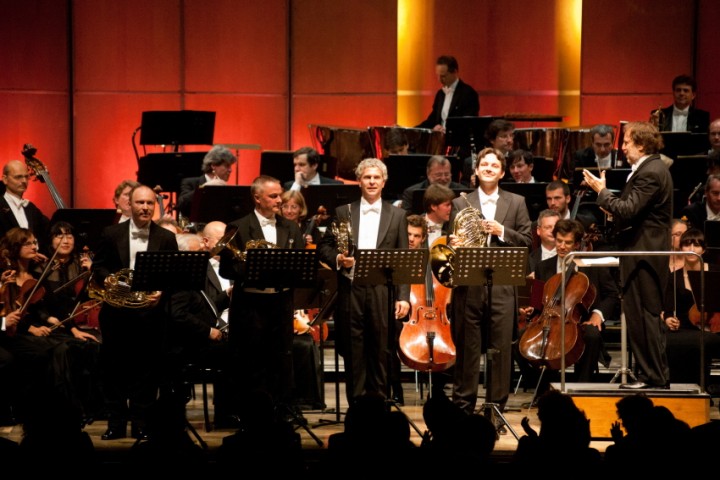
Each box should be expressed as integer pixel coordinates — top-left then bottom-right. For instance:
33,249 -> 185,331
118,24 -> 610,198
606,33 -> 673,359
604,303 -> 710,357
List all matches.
101,428 -> 127,440
131,425 -> 149,440
391,383 -> 405,406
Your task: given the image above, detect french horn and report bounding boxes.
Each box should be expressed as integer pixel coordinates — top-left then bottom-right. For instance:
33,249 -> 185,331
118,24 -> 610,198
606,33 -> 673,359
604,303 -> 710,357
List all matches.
87,268 -> 159,309
430,192 -> 490,288
210,224 -> 277,261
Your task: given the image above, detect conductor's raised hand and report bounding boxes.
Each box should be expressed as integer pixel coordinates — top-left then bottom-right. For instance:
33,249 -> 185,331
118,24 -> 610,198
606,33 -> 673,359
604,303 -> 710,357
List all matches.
582,169 -> 607,194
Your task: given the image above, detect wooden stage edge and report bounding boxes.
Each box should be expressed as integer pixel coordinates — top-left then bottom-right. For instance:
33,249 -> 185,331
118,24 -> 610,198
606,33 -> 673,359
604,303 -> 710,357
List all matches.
550,382 -> 710,440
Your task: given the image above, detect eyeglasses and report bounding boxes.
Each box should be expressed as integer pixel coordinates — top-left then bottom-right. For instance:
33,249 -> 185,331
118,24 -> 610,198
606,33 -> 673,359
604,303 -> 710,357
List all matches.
22,240 -> 39,248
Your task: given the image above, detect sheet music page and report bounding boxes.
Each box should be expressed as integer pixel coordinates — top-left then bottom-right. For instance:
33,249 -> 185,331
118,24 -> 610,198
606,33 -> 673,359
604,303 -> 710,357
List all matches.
574,257 -> 619,267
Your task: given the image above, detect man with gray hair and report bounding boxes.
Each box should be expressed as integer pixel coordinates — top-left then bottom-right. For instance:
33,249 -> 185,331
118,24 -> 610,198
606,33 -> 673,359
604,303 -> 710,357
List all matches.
176,145 -> 237,218
318,158 -> 410,404
400,155 -> 465,214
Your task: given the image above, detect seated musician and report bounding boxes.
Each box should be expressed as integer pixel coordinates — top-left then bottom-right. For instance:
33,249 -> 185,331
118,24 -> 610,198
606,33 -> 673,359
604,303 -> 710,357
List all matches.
662,228 -> 720,387
519,219 -> 618,386
400,155 -> 465,214
0,227 -> 98,425
167,232 -> 236,428
564,124 -> 626,185
280,193 -> 326,410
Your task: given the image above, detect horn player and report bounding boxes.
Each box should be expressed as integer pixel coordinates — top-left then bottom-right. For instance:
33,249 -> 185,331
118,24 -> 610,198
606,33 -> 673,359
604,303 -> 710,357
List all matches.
448,147 -> 532,435
91,184 -> 179,441
218,175 -> 306,420
317,158 -> 410,405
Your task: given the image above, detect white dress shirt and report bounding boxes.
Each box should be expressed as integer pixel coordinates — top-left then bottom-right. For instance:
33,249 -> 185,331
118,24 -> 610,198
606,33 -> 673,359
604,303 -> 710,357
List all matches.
4,192 -> 29,229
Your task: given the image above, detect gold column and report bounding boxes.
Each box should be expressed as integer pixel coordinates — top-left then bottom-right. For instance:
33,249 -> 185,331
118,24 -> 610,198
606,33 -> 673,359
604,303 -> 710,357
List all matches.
397,0 -> 433,126
556,0 -> 583,127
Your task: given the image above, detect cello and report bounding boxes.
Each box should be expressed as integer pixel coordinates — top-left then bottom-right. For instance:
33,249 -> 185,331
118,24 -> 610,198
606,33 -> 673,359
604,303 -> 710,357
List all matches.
517,264 -> 596,370
398,256 -> 455,373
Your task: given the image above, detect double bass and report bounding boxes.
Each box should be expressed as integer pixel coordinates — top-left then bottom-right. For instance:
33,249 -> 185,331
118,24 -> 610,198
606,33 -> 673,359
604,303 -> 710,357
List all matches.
398,258 -> 455,373
21,144 -> 68,209
517,265 -> 596,370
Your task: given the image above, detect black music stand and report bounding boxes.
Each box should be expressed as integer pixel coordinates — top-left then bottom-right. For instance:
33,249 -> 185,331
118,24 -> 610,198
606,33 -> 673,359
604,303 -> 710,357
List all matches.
139,110 -> 216,149
50,208 -> 117,253
244,248 -> 324,446
132,250 -> 210,449
445,116 -> 496,156
189,185 -> 254,225
353,248 -> 427,436
454,247 -> 528,440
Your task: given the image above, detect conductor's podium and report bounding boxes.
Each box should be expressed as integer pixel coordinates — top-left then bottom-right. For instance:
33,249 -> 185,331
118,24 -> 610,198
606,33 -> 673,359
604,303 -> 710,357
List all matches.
551,382 -> 710,440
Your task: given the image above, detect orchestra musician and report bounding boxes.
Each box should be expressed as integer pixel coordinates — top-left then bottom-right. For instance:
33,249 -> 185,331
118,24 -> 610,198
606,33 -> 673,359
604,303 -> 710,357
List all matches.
283,146 -> 343,192
0,227 -> 96,425
176,145 -> 237,219
279,193 -> 327,411
529,219 -> 618,384
317,158 -> 410,404
448,147 -> 532,430
112,179 -> 140,223
662,228 -> 720,388
92,184 -> 179,440
0,160 -> 50,245
167,232 -> 236,429
650,74 -> 710,133
218,175 -> 306,417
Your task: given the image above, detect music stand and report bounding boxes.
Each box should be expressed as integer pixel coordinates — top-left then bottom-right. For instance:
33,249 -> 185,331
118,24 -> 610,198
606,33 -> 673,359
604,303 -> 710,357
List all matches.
189,185 -> 254,225
139,110 -> 216,148
445,116 -> 496,154
454,247 -> 528,440
50,208 -> 117,253
131,250 -> 210,448
499,182 -> 549,222
243,247 -> 324,446
353,248 -> 427,436
137,151 -> 208,194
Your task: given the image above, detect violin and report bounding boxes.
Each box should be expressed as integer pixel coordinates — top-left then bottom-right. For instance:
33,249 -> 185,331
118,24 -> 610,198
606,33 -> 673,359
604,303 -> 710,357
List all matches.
293,308 -> 328,343
517,266 -> 596,370
688,304 -> 720,333
21,143 -> 68,209
303,205 -> 330,249
0,277 -> 47,337
398,257 -> 455,373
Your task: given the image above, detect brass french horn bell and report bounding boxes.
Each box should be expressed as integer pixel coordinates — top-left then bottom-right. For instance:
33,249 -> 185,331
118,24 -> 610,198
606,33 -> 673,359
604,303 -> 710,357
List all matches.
430,240 -> 455,288
210,224 -> 277,261
210,225 -> 244,260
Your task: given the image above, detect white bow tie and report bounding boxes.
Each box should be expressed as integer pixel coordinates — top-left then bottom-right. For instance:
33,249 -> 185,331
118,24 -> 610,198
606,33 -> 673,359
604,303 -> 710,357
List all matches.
260,217 -> 276,227
362,205 -> 380,215
427,224 -> 441,233
131,229 -> 149,240
673,108 -> 688,117
442,86 -> 454,95
481,196 -> 498,206
18,199 -> 29,208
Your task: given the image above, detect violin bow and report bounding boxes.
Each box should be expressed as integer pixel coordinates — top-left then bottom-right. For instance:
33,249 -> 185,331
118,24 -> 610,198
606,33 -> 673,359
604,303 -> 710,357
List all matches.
18,246 -> 61,315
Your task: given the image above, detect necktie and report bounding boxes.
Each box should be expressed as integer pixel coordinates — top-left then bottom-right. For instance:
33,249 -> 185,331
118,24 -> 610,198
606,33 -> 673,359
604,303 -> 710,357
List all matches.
131,229 -> 149,240
260,217 -> 276,227
362,205 -> 380,215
